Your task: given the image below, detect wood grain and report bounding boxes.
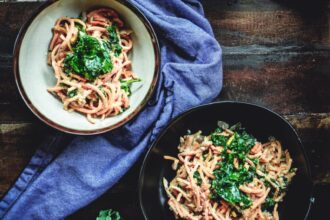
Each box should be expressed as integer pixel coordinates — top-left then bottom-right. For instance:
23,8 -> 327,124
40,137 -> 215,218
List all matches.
2,52 -> 330,114
0,3 -> 329,114
0,103 -> 35,122
0,0 -> 329,219
204,0 -> 330,48
2,53 -> 330,117
218,53 -> 330,114
209,10 -> 330,48
0,123 -> 40,195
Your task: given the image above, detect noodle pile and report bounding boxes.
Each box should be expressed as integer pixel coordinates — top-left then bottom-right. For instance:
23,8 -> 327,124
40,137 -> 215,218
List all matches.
48,8 -> 139,123
163,123 -> 296,220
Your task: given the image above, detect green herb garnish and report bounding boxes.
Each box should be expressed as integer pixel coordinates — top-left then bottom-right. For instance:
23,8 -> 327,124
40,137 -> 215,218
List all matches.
96,209 -> 121,220
193,171 -> 202,185
67,89 -> 77,98
74,23 -> 85,32
120,79 -> 141,96
262,197 -> 275,211
106,26 -> 122,57
211,128 -> 228,146
211,125 -> 256,209
64,31 -> 113,81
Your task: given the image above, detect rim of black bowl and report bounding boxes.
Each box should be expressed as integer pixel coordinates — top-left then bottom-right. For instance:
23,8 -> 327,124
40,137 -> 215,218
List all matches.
13,0 -> 160,135
138,101 -> 313,220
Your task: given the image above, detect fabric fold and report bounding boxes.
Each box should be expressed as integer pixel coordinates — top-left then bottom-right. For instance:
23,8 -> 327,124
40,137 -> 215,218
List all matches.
0,0 -> 222,219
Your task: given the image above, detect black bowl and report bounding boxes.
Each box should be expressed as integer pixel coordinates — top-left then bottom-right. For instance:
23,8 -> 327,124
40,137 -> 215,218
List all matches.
139,101 -> 313,220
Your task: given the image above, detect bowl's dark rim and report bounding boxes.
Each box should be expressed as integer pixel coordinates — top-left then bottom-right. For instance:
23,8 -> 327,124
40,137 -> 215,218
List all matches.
138,101 -> 313,220
13,0 -> 160,135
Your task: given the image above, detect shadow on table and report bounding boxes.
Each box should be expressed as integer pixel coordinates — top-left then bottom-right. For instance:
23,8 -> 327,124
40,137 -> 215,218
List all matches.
273,0 -> 329,15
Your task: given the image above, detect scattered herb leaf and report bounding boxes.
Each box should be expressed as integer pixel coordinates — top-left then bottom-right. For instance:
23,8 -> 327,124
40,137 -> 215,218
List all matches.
106,26 -> 122,57
96,209 -> 121,220
217,121 -> 229,130
120,79 -> 141,96
67,89 -> 77,98
193,171 -> 202,185
262,197 -> 275,211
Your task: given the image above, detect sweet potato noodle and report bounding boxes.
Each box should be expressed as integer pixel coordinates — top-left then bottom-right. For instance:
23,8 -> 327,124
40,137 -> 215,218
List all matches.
164,123 -> 296,220
48,8 -> 140,123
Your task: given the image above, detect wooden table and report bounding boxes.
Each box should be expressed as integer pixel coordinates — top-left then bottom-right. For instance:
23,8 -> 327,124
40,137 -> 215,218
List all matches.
0,0 -> 329,219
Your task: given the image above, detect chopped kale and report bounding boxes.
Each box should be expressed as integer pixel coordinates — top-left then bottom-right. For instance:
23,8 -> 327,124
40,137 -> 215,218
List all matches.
229,122 -> 242,131
106,26 -> 122,57
67,89 -> 77,98
249,157 -> 259,166
120,79 -> 141,96
64,31 -> 113,81
211,128 -> 228,146
290,168 -> 297,173
78,12 -> 87,22
74,20 -> 85,32
193,171 -> 202,185
217,121 -> 229,130
262,197 -> 275,211
96,209 -> 121,220
210,125 -> 256,209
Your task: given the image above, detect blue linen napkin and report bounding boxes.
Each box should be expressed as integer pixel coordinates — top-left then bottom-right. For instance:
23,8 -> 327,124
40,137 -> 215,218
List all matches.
0,0 -> 222,219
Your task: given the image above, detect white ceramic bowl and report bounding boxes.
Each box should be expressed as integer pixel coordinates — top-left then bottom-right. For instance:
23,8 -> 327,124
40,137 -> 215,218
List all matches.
14,0 -> 160,135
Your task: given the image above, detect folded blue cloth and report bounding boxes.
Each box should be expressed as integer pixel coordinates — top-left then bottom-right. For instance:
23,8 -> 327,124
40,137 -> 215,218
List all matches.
0,0 -> 222,219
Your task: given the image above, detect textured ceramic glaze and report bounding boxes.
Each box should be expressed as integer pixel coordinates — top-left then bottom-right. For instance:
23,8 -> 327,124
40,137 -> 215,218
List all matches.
16,0 -> 159,134
139,102 -> 312,220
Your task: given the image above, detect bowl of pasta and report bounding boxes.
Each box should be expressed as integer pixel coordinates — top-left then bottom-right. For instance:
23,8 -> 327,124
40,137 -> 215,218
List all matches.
13,0 -> 159,134
139,101 -> 313,220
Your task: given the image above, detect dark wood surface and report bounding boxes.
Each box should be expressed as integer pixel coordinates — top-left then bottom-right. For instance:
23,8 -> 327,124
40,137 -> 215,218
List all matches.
0,0 -> 329,219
